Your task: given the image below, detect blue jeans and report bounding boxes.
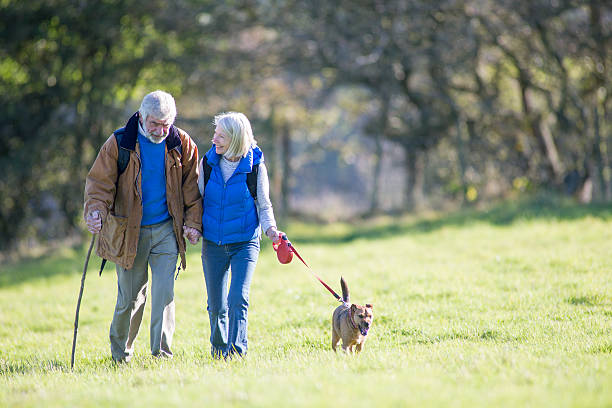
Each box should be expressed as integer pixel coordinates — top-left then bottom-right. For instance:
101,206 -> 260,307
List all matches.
201,237 -> 260,358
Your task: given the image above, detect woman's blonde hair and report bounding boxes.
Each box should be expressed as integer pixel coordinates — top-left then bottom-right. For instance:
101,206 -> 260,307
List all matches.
214,112 -> 257,158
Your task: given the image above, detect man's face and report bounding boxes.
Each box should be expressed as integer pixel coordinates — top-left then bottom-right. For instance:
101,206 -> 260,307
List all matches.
142,115 -> 172,143
212,126 -> 231,156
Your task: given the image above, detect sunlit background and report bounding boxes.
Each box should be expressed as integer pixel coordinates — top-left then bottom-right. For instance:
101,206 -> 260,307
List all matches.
1,0 -> 610,254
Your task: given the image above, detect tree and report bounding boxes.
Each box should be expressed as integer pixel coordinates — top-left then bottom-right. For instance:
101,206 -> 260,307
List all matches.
0,0 -> 241,250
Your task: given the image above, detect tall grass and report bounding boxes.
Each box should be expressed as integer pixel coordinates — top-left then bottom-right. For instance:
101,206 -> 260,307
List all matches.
1,197 -> 610,407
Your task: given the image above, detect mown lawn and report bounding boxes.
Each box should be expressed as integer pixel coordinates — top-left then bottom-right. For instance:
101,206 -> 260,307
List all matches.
1,196 -> 610,407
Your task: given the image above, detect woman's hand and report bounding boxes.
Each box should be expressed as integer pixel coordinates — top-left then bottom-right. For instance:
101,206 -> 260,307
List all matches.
183,225 -> 201,245
265,226 -> 284,242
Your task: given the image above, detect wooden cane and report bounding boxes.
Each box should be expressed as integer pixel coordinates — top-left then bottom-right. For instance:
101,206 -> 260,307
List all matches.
71,234 -> 96,370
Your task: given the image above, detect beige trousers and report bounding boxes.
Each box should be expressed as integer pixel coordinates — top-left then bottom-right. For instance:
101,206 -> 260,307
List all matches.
109,219 -> 177,362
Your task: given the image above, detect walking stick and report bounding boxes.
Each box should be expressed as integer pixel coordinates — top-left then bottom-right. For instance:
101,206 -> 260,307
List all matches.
71,234 -> 96,370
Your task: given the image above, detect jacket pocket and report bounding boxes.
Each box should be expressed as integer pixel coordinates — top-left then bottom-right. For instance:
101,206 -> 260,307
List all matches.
168,160 -> 183,217
99,213 -> 128,259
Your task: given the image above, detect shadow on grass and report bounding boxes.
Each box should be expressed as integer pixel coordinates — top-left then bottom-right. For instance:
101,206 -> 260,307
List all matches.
0,240 -> 105,289
0,358 -> 68,376
391,327 -> 526,345
291,193 -> 612,245
0,355 -> 133,376
2,193 -> 611,288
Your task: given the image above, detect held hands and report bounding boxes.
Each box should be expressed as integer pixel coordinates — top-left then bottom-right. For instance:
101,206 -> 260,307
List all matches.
85,211 -> 102,234
265,226 -> 284,243
86,212 -> 201,244
183,225 -> 201,245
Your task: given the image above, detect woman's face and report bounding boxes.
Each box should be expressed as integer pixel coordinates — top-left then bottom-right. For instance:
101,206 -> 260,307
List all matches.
212,126 -> 230,156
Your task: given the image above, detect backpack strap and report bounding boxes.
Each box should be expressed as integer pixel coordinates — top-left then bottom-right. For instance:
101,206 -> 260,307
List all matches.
113,129 -> 130,176
202,155 -> 258,200
114,128 -> 182,174
170,126 -> 182,157
247,164 -> 259,201
202,155 -> 213,188
170,130 -> 182,158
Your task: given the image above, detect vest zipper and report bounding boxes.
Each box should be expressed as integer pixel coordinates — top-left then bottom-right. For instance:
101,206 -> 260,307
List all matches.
218,180 -> 227,245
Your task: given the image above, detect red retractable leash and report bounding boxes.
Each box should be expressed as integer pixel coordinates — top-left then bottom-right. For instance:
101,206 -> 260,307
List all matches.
273,235 -> 343,303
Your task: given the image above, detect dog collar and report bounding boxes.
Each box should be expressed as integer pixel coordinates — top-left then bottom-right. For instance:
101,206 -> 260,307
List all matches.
348,305 -> 359,331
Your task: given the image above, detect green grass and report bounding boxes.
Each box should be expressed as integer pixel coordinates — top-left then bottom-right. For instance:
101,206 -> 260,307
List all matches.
1,196 -> 611,407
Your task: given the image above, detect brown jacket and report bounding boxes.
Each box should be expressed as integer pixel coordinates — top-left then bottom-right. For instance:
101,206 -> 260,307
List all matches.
84,112 -> 202,270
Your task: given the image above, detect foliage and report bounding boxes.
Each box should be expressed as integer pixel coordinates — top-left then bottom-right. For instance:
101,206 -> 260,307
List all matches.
1,0 -> 177,248
0,0 -> 255,250
261,0 -> 611,206
0,0 -> 611,249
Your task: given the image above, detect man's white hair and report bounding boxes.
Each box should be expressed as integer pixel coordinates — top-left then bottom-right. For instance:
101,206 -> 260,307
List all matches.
139,90 -> 177,123
214,112 -> 257,158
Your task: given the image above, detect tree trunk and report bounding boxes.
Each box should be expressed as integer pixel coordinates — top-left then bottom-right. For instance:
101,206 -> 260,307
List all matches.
592,104 -> 608,200
414,151 -> 426,209
368,131 -> 383,214
279,122 -> 291,220
455,116 -> 468,205
404,148 -> 415,211
538,116 -> 564,184
520,84 -> 564,184
368,97 -> 389,214
605,103 -> 612,201
404,146 -> 426,211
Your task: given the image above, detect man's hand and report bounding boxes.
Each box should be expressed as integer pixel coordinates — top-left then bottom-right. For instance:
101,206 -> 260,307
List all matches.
85,211 -> 102,234
265,226 -> 284,242
183,225 -> 201,245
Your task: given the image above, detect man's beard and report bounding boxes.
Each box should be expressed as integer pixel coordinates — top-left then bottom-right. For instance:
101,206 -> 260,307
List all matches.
146,132 -> 166,144
141,123 -> 168,144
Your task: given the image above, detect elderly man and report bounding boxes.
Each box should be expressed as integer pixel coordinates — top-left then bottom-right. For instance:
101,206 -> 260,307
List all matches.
84,90 -> 202,362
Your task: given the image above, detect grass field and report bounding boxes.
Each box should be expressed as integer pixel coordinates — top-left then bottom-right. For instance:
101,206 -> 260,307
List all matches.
1,195 -> 611,407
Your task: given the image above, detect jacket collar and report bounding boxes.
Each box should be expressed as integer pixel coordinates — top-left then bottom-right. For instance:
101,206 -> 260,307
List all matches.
236,148 -> 254,173
205,145 -> 262,173
118,111 -> 181,152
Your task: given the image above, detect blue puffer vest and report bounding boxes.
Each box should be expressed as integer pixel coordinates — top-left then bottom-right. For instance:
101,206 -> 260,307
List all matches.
202,145 -> 263,245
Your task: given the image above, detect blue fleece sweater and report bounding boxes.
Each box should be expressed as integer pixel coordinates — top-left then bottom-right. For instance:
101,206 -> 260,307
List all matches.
138,133 -> 171,226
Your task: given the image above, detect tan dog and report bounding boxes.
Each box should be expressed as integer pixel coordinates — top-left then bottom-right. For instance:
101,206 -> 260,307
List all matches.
332,277 -> 374,353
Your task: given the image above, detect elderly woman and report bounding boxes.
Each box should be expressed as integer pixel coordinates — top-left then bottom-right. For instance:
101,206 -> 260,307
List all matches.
198,111 -> 284,359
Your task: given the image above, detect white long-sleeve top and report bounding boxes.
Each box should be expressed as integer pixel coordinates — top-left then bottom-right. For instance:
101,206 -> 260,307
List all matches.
198,156 -> 277,236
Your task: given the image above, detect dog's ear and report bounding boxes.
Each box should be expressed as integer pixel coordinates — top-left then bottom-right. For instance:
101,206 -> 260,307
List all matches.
366,304 -> 373,309
350,304 -> 357,313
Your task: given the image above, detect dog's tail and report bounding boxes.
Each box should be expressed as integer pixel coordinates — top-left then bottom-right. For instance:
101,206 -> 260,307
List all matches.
340,277 -> 349,303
